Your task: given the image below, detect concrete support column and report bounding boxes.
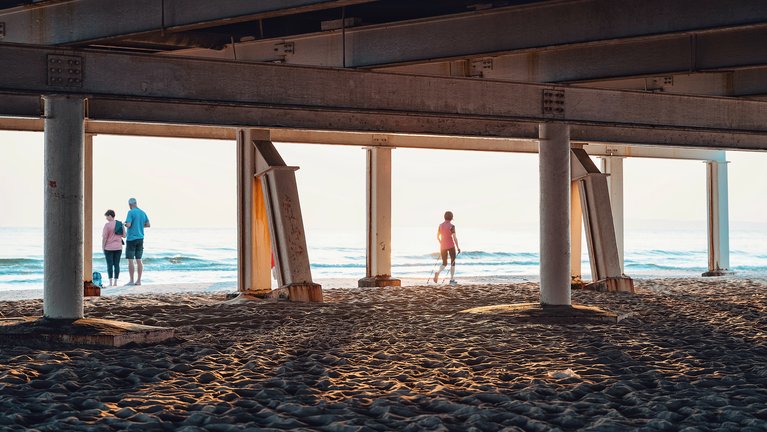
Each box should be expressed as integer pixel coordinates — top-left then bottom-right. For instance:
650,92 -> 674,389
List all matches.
703,160 -> 731,276
253,136 -> 322,302
539,123 -> 571,306
570,181 -> 583,283
601,156 -> 625,271
44,95 -> 85,319
83,133 -> 93,284
236,129 -> 272,295
82,133 -> 100,296
359,146 -> 400,287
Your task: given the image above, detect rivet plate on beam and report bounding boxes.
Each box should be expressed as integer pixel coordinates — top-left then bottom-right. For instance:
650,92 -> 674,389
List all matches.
47,55 -> 84,87
372,134 -> 389,146
542,89 -> 565,118
274,42 -> 294,56
469,58 -> 493,77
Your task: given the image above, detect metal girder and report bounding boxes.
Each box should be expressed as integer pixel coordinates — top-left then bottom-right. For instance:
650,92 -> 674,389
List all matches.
580,143 -> 725,162
0,116 -> 731,161
0,0 -> 372,45
167,0 -> 767,71
0,93 -> 40,116
2,44 -> 767,150
376,28 -> 767,89
573,71 -> 752,98
83,96 -> 767,151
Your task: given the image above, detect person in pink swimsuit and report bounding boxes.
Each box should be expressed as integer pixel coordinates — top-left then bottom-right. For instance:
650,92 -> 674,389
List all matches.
434,211 -> 461,284
102,209 -> 126,287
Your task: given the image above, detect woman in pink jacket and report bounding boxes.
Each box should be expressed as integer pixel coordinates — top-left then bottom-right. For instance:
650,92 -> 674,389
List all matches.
102,209 -> 126,287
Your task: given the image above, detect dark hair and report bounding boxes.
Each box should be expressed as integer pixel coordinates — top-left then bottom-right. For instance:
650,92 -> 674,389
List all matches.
105,209 -> 115,217
444,211 -> 453,221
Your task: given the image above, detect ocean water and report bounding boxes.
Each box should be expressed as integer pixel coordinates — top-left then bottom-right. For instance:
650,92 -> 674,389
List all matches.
1,224 -> 765,296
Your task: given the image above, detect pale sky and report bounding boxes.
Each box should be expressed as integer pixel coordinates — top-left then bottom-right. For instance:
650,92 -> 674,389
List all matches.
1,131 -> 766,235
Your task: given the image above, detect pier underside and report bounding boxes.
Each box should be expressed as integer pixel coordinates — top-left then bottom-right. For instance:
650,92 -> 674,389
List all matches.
0,0 -> 761,333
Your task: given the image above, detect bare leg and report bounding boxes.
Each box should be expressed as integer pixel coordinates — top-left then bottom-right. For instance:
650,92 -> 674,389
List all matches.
136,259 -> 143,285
434,265 -> 446,283
450,264 -> 456,280
127,259 -> 135,284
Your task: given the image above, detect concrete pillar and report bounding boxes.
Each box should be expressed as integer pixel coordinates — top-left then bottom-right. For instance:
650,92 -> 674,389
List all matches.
82,133 -> 100,296
44,95 -> 85,319
703,160 -> 731,276
359,147 -> 400,287
83,134 -> 93,285
539,123 -> 571,306
570,181 -> 583,282
572,149 -> 633,292
83,134 -> 93,284
253,136 -> 322,302
601,156 -> 625,271
236,129 -> 272,295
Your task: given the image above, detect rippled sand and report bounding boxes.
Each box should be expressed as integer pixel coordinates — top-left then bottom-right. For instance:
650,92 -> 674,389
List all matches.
1,278 -> 766,431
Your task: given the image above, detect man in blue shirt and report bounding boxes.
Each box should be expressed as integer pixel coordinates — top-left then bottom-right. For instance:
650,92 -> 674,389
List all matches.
125,197 -> 151,286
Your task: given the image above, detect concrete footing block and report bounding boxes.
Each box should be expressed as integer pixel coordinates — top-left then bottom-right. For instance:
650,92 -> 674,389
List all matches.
0,317 -> 176,347
570,276 -> 586,290
459,303 -> 622,324
265,283 -> 323,302
223,292 -> 268,303
358,276 -> 401,288
702,269 -> 733,277
583,276 -> 634,293
224,285 -> 323,303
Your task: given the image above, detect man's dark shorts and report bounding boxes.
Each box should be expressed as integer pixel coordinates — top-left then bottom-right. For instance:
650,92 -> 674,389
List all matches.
440,247 -> 457,266
125,239 -> 144,260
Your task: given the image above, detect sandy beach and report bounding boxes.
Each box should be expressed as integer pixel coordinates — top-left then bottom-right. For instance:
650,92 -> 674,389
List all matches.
1,277 -> 766,431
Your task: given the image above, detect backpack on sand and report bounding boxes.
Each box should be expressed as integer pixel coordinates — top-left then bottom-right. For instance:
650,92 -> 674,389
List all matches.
93,271 -> 103,288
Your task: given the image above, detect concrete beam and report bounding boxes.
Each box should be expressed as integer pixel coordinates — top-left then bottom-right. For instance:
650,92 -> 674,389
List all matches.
0,0 -> 372,45
1,44 -> 767,145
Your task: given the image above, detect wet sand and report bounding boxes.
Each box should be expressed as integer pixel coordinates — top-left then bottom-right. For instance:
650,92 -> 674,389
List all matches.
1,278 -> 766,431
